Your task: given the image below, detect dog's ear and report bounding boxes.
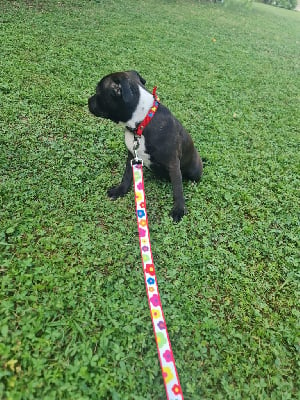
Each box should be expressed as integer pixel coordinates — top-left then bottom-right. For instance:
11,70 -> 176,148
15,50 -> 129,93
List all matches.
120,79 -> 133,103
111,79 -> 132,103
112,81 -> 121,97
127,70 -> 146,85
136,72 -> 146,85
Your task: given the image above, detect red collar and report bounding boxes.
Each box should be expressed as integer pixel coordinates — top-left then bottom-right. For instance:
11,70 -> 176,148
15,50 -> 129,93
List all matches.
127,86 -> 160,137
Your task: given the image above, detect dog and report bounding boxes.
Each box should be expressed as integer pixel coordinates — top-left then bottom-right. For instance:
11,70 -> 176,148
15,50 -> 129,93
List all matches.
88,70 -> 203,222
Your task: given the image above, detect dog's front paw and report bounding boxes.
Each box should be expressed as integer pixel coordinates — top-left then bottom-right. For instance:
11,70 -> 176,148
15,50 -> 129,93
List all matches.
107,185 -> 127,200
171,206 -> 186,223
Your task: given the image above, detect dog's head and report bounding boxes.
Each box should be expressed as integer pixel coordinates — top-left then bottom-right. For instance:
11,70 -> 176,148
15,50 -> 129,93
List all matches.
88,70 -> 146,123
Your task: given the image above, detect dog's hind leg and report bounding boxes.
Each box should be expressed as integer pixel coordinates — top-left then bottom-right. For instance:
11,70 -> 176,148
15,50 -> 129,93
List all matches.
107,151 -> 133,200
183,152 -> 203,182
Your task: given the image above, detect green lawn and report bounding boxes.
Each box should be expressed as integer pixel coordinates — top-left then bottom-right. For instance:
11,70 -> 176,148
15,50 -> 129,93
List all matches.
0,1 -> 299,399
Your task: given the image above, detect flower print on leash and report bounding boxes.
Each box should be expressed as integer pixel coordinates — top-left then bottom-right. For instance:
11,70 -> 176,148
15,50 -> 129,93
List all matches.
132,162 -> 183,400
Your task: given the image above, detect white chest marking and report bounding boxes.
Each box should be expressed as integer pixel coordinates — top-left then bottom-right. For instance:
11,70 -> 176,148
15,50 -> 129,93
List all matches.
125,85 -> 154,129
125,130 -> 151,168
121,85 -> 154,169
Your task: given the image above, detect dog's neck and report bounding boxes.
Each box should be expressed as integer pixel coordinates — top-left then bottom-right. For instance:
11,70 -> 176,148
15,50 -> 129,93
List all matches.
122,86 -> 154,129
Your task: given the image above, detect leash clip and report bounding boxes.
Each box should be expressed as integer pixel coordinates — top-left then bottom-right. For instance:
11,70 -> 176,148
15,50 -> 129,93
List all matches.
131,136 -> 143,166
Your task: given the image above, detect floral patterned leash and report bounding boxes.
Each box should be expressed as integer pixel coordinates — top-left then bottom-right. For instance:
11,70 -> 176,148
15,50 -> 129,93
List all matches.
132,159 -> 184,400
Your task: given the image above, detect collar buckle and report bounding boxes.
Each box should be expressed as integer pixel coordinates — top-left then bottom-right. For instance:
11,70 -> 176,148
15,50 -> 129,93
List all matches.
131,136 -> 143,166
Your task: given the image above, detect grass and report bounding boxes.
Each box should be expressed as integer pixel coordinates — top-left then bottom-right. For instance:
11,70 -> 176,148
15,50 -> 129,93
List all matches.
0,0 -> 299,399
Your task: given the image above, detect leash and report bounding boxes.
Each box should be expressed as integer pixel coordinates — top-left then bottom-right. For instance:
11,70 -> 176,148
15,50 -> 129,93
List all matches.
131,154 -> 184,400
